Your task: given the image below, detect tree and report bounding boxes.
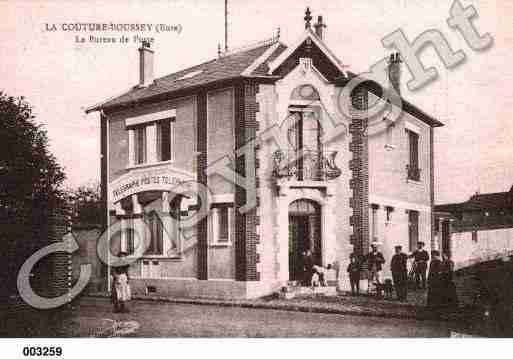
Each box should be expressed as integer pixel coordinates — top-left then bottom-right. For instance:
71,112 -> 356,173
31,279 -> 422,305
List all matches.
66,181 -> 102,226
0,92 -> 66,215
0,92 -> 67,298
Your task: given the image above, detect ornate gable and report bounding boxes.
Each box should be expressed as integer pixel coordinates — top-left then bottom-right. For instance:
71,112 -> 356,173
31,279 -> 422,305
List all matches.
268,29 -> 347,82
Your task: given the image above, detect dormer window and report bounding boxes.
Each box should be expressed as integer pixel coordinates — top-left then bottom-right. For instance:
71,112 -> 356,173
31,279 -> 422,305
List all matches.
175,70 -> 203,81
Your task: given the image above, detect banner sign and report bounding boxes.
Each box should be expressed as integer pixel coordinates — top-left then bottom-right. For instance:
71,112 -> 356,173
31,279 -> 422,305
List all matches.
109,166 -> 195,203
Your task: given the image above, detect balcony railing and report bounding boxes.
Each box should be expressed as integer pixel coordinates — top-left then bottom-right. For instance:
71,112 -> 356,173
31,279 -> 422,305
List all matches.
406,164 -> 421,181
272,149 -> 341,181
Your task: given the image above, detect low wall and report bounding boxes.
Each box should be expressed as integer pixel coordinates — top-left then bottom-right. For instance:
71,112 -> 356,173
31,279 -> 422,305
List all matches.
71,226 -> 107,293
128,278 -> 280,300
452,227 -> 513,270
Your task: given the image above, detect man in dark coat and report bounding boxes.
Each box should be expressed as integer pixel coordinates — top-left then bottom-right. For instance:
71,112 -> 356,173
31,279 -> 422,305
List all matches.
302,250 -> 314,286
441,253 -> 458,309
391,245 -> 408,301
410,241 -> 430,289
427,250 -> 443,308
347,252 -> 362,296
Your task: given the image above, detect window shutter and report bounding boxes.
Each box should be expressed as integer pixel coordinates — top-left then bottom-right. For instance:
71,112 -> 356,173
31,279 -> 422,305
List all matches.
409,130 -> 419,169
136,126 -> 147,164
160,119 -> 171,161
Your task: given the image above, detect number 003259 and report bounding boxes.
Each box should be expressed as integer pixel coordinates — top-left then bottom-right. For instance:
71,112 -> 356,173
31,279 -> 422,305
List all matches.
22,347 -> 62,357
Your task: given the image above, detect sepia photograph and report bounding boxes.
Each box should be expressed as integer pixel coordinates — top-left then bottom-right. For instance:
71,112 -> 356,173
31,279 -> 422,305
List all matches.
1,0 -> 513,347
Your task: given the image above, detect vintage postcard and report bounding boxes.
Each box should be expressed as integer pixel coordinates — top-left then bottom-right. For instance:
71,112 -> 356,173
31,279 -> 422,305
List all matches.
1,0 -> 512,349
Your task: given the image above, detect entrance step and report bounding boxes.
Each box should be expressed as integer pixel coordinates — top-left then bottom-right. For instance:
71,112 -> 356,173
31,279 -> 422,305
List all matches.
280,284 -> 338,299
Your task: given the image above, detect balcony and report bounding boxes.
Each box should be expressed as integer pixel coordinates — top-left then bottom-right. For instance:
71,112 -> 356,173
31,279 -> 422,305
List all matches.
272,149 -> 341,181
406,164 -> 421,182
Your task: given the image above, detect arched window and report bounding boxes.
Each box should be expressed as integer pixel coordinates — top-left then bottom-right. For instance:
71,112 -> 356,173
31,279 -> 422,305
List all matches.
290,84 -> 320,102
288,199 -> 320,216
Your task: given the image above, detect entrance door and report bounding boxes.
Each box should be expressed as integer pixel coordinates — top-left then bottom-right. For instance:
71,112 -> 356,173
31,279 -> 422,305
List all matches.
288,199 -> 321,282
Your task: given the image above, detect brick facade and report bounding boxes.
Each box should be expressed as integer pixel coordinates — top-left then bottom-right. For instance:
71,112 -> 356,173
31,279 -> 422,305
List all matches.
234,81 -> 261,281
196,91 -> 209,280
43,210 -> 73,298
89,22 -> 442,299
348,86 -> 370,257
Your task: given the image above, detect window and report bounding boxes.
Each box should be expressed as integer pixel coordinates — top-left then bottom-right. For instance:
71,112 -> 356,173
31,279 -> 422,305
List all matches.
145,211 -> 163,255
129,116 -> 174,166
134,126 -> 147,164
371,204 -> 379,241
285,107 -> 322,180
211,205 -> 232,244
384,118 -> 396,150
156,118 -> 173,162
407,129 -> 420,181
408,210 -> 419,251
218,207 -> 230,242
126,218 -> 135,255
385,206 -> 394,223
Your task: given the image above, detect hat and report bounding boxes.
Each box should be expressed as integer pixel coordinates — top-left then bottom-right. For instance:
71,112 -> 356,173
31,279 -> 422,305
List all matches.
394,245 -> 402,250
417,241 -> 425,247
370,241 -> 382,247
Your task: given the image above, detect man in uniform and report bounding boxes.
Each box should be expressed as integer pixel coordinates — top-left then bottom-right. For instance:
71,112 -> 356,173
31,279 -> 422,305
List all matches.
391,245 -> 408,301
410,241 -> 429,289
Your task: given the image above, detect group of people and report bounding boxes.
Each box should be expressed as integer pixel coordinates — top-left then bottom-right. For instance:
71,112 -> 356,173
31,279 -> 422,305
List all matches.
346,242 -> 458,308
113,245 -> 458,312
301,249 -> 333,287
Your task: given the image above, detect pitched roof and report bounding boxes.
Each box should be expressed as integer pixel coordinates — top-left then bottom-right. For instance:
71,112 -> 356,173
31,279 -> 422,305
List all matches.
86,41 -> 286,113
336,72 -> 444,128
465,191 -> 513,211
436,187 -> 513,213
86,31 -> 442,130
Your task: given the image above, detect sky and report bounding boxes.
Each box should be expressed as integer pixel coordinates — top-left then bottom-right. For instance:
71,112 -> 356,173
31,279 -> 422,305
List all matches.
1,0 -> 512,204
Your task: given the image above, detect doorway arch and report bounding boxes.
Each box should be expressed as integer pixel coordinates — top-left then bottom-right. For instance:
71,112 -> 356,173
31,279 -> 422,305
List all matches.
288,199 -> 322,281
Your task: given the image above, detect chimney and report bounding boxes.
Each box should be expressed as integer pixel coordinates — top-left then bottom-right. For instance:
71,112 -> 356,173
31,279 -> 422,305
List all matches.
388,52 -> 402,95
314,15 -> 326,39
138,41 -> 154,87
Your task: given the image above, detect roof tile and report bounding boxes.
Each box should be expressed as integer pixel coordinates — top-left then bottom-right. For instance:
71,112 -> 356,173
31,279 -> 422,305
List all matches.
90,42 -> 281,112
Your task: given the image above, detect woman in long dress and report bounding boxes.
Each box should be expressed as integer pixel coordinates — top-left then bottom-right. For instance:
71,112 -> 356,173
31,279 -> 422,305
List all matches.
111,252 -> 131,313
